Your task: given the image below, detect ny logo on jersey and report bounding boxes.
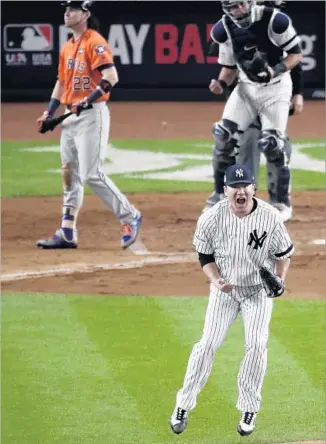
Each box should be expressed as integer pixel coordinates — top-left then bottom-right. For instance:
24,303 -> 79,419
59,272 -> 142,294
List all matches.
236,168 -> 244,178
248,229 -> 267,250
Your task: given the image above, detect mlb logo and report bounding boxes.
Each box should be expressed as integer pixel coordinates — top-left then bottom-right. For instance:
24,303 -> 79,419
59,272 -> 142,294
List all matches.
3,24 -> 53,52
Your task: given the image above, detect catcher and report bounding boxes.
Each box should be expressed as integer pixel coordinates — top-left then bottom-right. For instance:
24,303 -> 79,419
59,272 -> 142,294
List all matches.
203,0 -> 303,222
204,60 -> 304,220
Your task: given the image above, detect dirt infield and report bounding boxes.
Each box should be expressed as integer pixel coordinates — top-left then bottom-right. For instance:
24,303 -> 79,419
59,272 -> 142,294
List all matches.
1,102 -> 325,302
1,191 -> 325,298
2,101 -> 325,140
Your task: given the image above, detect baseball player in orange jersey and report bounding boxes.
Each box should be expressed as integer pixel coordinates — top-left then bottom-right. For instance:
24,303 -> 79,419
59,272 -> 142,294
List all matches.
36,0 -> 142,249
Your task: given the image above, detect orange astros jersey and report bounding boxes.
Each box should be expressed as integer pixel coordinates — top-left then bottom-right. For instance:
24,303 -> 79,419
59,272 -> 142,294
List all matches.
58,29 -> 114,105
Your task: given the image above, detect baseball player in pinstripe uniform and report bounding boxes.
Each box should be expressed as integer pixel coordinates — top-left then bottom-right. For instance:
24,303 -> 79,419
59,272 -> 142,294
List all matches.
170,164 -> 294,436
203,0 -> 302,223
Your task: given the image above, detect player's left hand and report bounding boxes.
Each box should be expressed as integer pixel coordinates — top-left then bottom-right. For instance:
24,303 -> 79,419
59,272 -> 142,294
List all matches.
255,66 -> 274,83
290,94 -> 304,115
71,99 -> 90,117
243,51 -> 273,83
259,266 -> 285,298
36,111 -> 50,132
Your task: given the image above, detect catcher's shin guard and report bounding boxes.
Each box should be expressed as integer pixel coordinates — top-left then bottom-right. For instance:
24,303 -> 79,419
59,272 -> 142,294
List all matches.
276,165 -> 291,207
213,157 -> 236,194
211,119 -> 238,193
213,139 -> 236,193
258,130 -> 285,166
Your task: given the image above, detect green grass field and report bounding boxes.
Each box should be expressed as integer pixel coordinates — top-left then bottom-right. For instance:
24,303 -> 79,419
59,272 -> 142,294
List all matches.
1,139 -> 325,197
2,294 -> 325,444
2,138 -> 325,444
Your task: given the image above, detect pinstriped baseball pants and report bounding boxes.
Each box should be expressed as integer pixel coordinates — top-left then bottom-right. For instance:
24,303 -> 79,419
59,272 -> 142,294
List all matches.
176,286 -> 273,413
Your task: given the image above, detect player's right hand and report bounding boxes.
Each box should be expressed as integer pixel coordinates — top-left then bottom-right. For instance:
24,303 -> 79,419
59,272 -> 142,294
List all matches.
216,278 -> 233,293
209,79 -> 224,95
291,94 -> 304,115
36,111 -> 49,132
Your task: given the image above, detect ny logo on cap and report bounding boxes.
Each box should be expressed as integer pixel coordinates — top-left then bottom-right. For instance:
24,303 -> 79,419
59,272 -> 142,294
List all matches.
235,168 -> 244,178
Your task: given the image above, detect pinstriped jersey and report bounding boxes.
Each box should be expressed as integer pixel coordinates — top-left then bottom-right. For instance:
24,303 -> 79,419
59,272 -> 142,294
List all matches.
193,198 -> 294,287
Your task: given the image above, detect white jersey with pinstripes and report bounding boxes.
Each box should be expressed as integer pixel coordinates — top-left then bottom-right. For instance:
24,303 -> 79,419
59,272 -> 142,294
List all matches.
193,197 -> 294,288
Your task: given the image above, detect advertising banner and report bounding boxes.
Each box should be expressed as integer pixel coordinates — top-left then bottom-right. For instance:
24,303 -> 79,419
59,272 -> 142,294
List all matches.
2,1 -> 325,100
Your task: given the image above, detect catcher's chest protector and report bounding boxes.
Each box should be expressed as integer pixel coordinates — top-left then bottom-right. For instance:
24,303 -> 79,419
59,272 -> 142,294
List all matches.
224,8 -> 283,70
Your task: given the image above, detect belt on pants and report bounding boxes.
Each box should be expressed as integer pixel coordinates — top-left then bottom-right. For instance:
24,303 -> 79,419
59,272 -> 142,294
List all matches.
263,79 -> 281,87
66,104 -> 93,111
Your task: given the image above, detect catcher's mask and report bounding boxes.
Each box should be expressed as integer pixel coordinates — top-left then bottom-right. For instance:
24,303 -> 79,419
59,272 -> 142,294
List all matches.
221,0 -> 255,28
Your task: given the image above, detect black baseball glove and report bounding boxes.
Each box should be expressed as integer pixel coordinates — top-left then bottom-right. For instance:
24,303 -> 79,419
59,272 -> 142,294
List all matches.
259,266 -> 285,298
243,51 -> 273,83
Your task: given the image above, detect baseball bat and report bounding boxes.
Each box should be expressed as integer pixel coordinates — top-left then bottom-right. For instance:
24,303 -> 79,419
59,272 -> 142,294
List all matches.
38,103 -> 93,134
38,112 -> 73,134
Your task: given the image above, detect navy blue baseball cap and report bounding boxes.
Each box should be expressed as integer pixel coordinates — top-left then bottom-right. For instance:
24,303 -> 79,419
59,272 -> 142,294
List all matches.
225,164 -> 255,187
61,1 -> 93,11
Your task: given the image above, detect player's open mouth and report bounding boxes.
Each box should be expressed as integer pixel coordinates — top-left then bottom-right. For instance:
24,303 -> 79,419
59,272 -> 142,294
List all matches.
236,197 -> 246,205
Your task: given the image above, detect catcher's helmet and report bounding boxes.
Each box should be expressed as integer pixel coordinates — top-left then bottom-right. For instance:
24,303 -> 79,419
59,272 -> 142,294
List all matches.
60,1 -> 94,11
221,1 -> 255,28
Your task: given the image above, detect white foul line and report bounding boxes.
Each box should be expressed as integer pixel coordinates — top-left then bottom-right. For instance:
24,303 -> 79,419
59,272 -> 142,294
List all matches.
1,252 -> 197,283
311,239 -> 325,245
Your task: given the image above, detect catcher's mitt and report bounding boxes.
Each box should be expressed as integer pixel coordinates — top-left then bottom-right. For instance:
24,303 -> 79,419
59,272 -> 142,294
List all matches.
243,51 -> 272,83
259,266 -> 285,298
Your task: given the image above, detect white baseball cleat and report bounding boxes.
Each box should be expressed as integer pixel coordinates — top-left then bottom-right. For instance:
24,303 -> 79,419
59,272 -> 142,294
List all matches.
272,203 -> 293,223
237,412 -> 257,436
169,407 -> 188,434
